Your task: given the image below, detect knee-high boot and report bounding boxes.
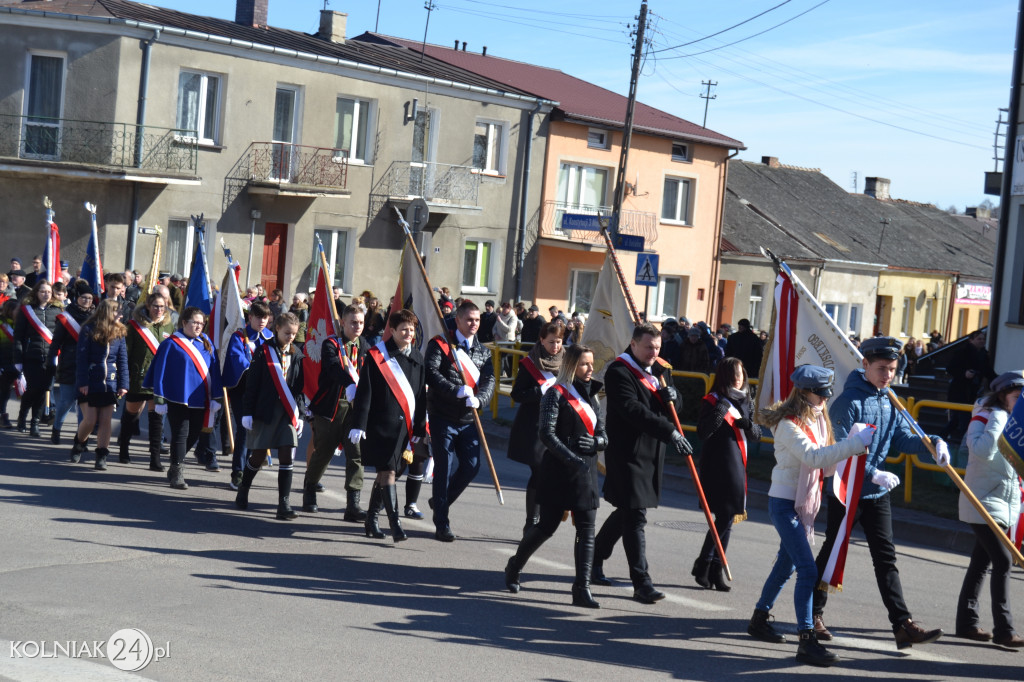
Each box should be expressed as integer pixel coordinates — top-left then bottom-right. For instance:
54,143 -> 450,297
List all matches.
504,525 -> 551,593
382,483 -> 407,542
364,483 -> 385,538
405,475 -> 423,517
235,464 -> 259,510
523,485 -> 541,534
118,410 -> 139,463
276,467 -> 297,520
571,530 -> 600,608
147,411 -> 165,472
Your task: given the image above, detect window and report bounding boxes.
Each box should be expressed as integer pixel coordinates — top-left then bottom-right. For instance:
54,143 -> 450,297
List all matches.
923,299 -> 934,335
176,71 -> 221,144
587,128 -> 610,149
23,53 -> 65,158
313,228 -> 350,291
671,142 -> 689,162
979,309 -> 989,328
472,121 -> 504,173
849,304 -> 861,334
570,270 -> 599,314
165,217 -> 217,278
649,276 -> 682,320
749,283 -> 764,328
462,240 -> 493,291
661,177 -> 692,224
556,163 -> 609,231
957,308 -> 969,337
900,297 -> 914,336
335,96 -> 371,163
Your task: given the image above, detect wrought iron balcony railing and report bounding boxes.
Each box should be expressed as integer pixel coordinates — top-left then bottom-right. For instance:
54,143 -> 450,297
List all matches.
243,142 -> 348,189
0,114 -> 197,174
536,200 -> 658,245
373,160 -> 480,207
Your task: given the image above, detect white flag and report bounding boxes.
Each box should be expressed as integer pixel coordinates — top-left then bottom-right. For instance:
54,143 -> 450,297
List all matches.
581,255 -> 637,382
214,266 -> 247,371
385,240 -> 449,351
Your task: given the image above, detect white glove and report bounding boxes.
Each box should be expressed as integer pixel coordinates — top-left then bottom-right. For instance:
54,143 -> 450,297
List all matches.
935,440 -> 950,467
344,384 -> 357,402
241,415 -> 253,430
348,429 -> 366,445
210,401 -> 222,416
465,396 -> 480,409
154,403 -> 168,415
14,363 -> 22,373
848,424 -> 877,448
456,385 -> 473,399
296,420 -> 304,438
871,470 -> 900,491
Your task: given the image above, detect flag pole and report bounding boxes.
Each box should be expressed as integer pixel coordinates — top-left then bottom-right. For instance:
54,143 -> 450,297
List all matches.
392,205 -> 504,505
191,214 -> 220,434
315,235 -> 342,335
764,248 -> 1024,569
216,239 -> 236,452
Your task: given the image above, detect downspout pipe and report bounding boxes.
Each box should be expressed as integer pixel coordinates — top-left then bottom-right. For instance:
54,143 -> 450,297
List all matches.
709,148 -> 740,323
515,101 -> 543,301
127,29 -> 160,270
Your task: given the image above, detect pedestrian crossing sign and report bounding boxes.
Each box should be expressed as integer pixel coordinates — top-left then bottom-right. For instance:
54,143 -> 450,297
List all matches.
635,253 -> 659,286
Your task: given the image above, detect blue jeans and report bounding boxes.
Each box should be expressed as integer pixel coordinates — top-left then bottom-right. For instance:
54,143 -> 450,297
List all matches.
52,383 -> 81,433
755,496 -> 818,631
430,415 -> 480,530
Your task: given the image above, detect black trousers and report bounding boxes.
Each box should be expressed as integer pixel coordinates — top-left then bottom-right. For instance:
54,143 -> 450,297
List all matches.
594,506 -> 652,589
166,402 -> 204,468
813,491 -> 911,626
19,361 -> 48,421
957,523 -> 1015,637
698,513 -> 734,563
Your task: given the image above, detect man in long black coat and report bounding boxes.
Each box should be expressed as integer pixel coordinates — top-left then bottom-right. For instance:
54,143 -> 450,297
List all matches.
724,318 -> 764,378
592,323 -> 693,603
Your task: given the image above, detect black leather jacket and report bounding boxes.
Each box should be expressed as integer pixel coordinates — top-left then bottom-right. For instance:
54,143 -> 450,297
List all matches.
425,335 -> 495,424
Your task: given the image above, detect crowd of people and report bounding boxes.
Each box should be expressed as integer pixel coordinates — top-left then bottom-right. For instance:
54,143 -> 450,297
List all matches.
1,256 -> 1021,668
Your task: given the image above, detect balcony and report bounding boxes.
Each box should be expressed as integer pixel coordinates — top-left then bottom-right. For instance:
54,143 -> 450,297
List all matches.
535,200 -> 658,246
369,160 -> 481,218
238,142 -> 350,198
0,114 -> 198,183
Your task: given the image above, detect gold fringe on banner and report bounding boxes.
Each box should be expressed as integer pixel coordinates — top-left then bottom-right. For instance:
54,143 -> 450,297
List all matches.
817,580 -> 842,594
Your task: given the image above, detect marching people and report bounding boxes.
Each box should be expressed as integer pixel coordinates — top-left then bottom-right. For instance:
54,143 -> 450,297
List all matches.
47,282 -> 94,445
119,292 -> 175,469
0,299 -> 19,429
508,320 -> 565,534
504,343 -> 607,608
222,301 -> 273,490
143,307 -> 222,490
591,323 -> 692,604
70,299 -> 129,469
235,312 -> 305,520
13,280 -> 59,437
348,309 -> 427,541
304,304 -> 369,519
812,336 -> 947,649
954,371 -> 1024,648
692,357 -> 760,592
425,300 -> 495,542
747,365 -> 876,667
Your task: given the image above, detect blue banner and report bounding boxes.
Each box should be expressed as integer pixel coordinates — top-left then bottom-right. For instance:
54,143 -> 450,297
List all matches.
80,223 -> 104,298
999,394 -> 1024,479
184,225 -> 211,314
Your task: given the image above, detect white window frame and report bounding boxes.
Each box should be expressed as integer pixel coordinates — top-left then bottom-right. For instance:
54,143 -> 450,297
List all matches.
313,228 -> 352,292
22,50 -> 67,159
671,141 -> 690,162
334,96 -> 374,164
661,175 -> 694,226
462,239 -> 496,293
472,119 -> 507,175
900,297 -> 914,336
587,128 -> 610,150
848,304 -> 862,334
749,283 -> 764,328
923,299 -> 934,335
649,276 -> 682,322
165,217 -> 193,278
569,269 -> 600,314
176,70 -> 222,145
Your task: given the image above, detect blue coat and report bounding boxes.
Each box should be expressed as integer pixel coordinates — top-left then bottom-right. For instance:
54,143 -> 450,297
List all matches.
221,325 -> 273,389
829,369 -> 938,499
143,332 -> 222,407
75,324 -> 129,394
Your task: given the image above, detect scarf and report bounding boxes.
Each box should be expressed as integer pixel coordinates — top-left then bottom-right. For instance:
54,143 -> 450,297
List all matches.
725,387 -> 748,404
527,341 -> 563,374
793,408 -> 829,545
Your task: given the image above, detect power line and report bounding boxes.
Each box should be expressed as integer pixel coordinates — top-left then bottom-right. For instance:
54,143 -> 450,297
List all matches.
436,5 -> 627,43
651,0 -> 793,53
447,0 -> 627,22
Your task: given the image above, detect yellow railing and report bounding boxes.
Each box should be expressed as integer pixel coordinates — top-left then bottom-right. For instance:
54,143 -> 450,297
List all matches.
886,397 -> 971,503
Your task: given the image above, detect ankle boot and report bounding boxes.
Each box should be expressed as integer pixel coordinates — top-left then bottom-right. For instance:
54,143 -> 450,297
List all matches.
571,531 -> 600,609
148,411 -> 165,471
523,486 -> 541,535
692,558 -> 712,589
364,484 -> 385,538
94,447 -> 109,471
235,465 -> 259,510
69,436 -> 87,463
167,465 -> 188,490
118,410 -> 138,463
344,489 -> 367,522
591,560 -> 612,587
29,419 -> 40,438
505,525 -> 551,593
382,483 -> 407,542
17,405 -> 27,432
709,561 -> 731,592
796,629 -> 838,667
50,426 -> 61,445
0,412 -> 12,429
748,608 -> 787,643
302,485 -> 319,513
276,467 -> 297,520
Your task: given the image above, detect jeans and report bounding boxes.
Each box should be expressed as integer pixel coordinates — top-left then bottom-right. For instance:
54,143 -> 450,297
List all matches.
52,383 -> 81,433
957,523 -> 1015,637
594,506 -> 652,589
756,497 -> 819,631
430,415 -> 480,530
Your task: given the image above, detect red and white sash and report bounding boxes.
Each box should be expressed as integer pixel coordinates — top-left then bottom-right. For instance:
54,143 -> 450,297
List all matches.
553,382 -> 596,436
130,320 -> 159,355
369,341 -> 416,449
338,338 -> 361,384
265,344 -> 300,429
23,306 -> 53,345
520,356 -> 556,395
57,313 -> 80,341
819,424 -> 867,593
705,392 -> 749,515
614,352 -> 662,404
0,322 -> 14,343
434,336 -> 480,392
170,332 -> 215,429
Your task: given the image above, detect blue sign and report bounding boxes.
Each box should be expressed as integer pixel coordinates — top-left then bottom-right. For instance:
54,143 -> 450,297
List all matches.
614,234 -> 645,252
561,213 -> 602,231
635,253 -> 659,286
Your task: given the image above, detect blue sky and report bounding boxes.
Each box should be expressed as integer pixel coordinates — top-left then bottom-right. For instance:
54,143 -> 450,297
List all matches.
170,0 -> 1016,210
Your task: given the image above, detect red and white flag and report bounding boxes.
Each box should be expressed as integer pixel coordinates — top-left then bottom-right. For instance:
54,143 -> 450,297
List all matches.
302,243 -> 341,401
44,218 -> 60,285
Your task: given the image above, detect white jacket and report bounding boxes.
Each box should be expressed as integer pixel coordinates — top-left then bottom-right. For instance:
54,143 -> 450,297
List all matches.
768,417 -> 866,501
492,311 -> 522,343
959,400 -> 1022,528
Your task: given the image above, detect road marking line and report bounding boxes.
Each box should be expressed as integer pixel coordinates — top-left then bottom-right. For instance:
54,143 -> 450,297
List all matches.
828,635 -> 962,663
491,547 -> 573,571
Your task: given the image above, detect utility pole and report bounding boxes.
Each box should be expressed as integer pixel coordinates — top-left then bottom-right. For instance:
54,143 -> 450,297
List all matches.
420,1 -> 437,63
610,0 -> 648,237
700,80 -> 717,128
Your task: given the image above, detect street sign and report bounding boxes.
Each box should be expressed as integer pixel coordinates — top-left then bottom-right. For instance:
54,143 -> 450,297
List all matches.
561,213 -> 602,231
138,227 -> 159,235
635,253 -> 659,286
406,197 -> 430,232
614,233 -> 645,252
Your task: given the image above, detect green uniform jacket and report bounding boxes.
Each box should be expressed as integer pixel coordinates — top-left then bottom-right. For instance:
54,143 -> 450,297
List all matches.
126,314 -> 177,396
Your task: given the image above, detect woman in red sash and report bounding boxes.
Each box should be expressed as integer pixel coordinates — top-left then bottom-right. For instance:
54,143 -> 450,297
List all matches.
349,309 -> 427,542
508,321 -> 565,535
0,299 -> 21,429
46,281 -> 94,447
504,344 -> 607,609
13,280 -> 59,436
236,312 -> 305,520
692,357 -> 760,591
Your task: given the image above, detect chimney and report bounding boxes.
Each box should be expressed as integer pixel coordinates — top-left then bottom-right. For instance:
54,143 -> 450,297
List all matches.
318,10 -> 347,43
461,41 -> 467,51
235,0 -> 268,28
966,206 -> 990,219
482,46 -> 487,56
761,156 -> 779,168
864,177 -> 891,200
454,39 -> 459,49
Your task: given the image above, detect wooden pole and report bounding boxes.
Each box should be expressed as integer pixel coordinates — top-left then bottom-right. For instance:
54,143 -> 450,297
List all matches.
222,386 -> 234,448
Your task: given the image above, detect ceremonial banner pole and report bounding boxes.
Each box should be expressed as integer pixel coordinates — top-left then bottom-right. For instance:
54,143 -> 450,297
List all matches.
764,248 -> 1024,569
392,206 -> 504,504
315,234 -> 342,335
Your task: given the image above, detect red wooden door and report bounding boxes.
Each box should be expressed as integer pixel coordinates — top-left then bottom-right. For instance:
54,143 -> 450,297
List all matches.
261,222 -> 288,292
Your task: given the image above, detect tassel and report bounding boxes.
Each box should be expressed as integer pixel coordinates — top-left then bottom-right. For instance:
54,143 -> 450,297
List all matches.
816,580 -> 842,594
733,511 -> 748,524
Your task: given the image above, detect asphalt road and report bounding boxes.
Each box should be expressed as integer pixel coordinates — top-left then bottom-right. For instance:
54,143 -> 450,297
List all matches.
0,411 -> 1021,681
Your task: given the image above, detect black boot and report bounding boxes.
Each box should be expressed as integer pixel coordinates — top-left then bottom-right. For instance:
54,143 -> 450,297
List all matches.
504,525 -> 551,593
69,436 -> 87,463
692,558 -> 712,589
235,465 -> 259,510
523,486 -> 541,535
748,608 -> 788,643
16,406 -> 27,432
118,410 -> 138,463
302,485 -> 319,513
344,489 -> 367,522
148,411 -> 165,472
0,412 -> 12,429
364,484 -> 385,538
591,560 -> 613,587
571,531 -> 600,609
796,629 -> 838,667
709,561 -> 731,592
50,426 -> 60,445
382,483 -> 407,542
167,465 -> 188,490
404,476 -> 424,518
29,418 -> 40,438
276,467 -> 297,520
94,446 -> 108,471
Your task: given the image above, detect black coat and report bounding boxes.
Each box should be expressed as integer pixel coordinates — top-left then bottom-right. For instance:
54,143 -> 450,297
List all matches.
724,329 -> 764,378
520,315 -> 546,343
350,339 -> 428,471
696,392 -> 760,517
946,344 -> 996,403
47,304 -> 91,385
243,339 -> 305,424
425,334 -> 494,424
538,379 -> 605,511
602,350 -> 679,509
507,356 -> 555,467
14,303 -> 59,366
478,311 -> 497,343
308,334 -> 368,420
